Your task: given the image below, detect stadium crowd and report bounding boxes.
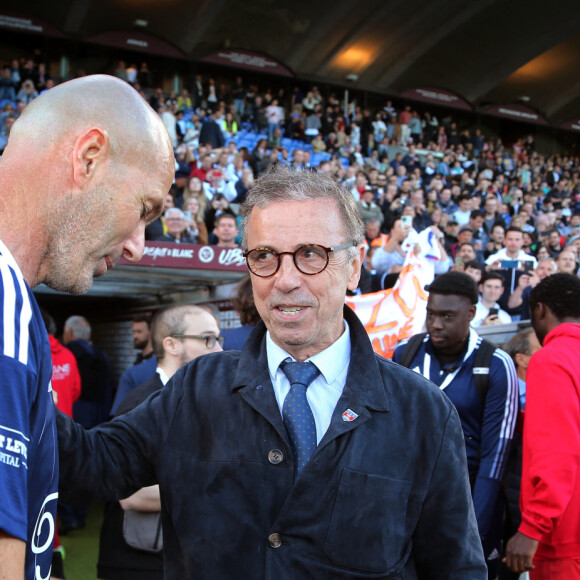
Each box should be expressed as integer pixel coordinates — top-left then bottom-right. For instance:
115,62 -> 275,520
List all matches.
4,55 -> 579,324
1,54 -> 579,580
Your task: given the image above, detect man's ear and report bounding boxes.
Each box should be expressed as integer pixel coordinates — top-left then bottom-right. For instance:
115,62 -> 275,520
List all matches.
72,127 -> 110,188
346,244 -> 365,292
514,352 -> 529,370
534,302 -> 547,321
162,336 -> 178,357
466,303 -> 476,322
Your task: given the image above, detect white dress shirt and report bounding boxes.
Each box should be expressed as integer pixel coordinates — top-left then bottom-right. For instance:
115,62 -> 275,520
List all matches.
485,248 -> 537,268
267,321 -> 351,444
471,299 -> 512,327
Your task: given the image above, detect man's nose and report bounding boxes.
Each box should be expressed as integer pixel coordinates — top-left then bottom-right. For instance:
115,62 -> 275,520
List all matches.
123,221 -> 146,263
273,254 -> 302,289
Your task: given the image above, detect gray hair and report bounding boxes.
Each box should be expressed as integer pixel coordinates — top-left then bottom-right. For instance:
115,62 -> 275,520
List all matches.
503,328 -> 536,362
165,207 -> 184,219
64,315 -> 91,341
240,166 -> 365,258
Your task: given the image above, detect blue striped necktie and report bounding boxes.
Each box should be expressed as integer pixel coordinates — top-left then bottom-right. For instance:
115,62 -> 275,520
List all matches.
280,360 -> 320,478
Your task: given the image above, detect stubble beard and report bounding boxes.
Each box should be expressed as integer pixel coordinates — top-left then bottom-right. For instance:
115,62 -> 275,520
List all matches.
42,193 -> 104,295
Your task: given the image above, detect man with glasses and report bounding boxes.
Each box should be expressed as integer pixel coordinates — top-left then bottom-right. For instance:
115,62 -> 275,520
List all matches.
58,166 -> 485,578
98,304 -> 221,580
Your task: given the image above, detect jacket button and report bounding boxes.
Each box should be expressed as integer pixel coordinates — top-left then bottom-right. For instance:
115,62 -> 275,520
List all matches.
268,533 -> 282,548
268,449 -> 283,464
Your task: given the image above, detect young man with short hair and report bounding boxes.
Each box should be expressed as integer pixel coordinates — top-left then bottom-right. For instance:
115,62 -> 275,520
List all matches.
472,272 -> 512,327
394,271 -> 518,578
505,274 -> 580,578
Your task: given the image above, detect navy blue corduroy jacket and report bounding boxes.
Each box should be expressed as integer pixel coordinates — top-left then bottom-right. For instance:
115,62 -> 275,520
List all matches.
58,307 -> 486,579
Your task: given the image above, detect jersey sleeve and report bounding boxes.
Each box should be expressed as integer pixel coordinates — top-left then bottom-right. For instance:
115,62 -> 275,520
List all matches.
0,355 -> 36,541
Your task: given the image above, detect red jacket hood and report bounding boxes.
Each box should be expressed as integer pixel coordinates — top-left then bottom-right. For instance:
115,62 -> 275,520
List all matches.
48,335 -> 64,355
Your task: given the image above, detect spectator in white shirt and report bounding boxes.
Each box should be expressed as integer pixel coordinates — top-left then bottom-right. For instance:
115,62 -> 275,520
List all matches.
485,227 -> 537,271
472,272 -> 512,327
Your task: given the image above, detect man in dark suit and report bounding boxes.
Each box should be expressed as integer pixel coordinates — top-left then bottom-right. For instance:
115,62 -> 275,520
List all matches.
58,167 -> 486,579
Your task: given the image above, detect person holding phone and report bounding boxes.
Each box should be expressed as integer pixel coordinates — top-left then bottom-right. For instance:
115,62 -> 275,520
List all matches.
471,273 -> 513,327
485,227 -> 538,318
485,227 -> 538,272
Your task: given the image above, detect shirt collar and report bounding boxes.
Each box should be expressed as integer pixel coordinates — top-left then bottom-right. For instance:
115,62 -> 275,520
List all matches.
157,367 -> 171,386
266,319 -> 351,384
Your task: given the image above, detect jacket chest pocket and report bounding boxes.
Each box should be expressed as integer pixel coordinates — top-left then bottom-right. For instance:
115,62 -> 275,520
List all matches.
324,468 -> 412,574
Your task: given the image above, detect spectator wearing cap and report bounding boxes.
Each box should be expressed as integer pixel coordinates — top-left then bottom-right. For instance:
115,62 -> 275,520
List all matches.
203,168 -> 228,201
450,226 -> 474,258
155,208 -> 197,244
443,218 -> 460,253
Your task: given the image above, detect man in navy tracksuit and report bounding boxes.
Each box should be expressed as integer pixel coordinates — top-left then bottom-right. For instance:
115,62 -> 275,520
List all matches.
394,271 -> 518,580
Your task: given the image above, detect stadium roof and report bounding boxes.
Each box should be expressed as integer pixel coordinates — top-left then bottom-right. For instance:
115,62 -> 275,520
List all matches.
3,0 -> 580,127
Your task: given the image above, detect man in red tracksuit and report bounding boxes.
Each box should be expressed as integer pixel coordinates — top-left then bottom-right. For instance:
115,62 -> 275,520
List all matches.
505,273 -> 580,578
41,310 -> 82,419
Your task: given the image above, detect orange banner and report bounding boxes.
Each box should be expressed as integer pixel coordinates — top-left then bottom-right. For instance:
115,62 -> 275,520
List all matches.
347,229 -> 440,358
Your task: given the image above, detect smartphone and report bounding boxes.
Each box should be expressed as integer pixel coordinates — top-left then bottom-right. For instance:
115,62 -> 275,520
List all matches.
523,261 -> 533,273
401,215 -> 413,228
183,211 -> 192,221
501,260 -> 519,269
488,308 -> 499,317
454,256 -> 463,265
